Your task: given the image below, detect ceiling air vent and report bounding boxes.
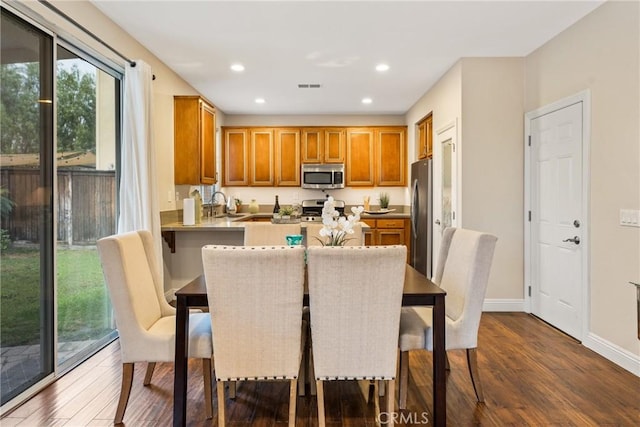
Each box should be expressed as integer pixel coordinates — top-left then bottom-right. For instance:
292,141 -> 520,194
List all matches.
298,83 -> 322,89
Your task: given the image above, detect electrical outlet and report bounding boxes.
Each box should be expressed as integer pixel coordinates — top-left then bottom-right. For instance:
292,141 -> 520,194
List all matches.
620,209 -> 640,227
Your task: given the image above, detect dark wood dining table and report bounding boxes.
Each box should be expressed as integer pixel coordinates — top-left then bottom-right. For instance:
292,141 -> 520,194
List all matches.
173,264 -> 447,426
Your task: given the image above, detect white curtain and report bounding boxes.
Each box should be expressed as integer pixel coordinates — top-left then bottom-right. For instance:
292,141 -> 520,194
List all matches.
118,60 -> 163,270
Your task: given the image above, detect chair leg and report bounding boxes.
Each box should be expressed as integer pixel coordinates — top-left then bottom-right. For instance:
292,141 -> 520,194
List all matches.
288,379 -> 297,427
466,348 -> 484,402
316,380 -> 325,427
115,363 -> 134,424
203,359 -> 213,419
217,381 -> 226,427
445,352 -> 451,371
143,362 -> 155,386
386,379 -> 395,426
228,381 -> 236,399
398,351 -> 409,409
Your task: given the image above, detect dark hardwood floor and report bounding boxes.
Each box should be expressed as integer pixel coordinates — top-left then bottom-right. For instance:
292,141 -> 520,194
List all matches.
2,313 -> 639,426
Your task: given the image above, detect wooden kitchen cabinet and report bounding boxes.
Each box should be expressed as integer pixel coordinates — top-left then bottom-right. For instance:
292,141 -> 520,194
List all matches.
275,128 -> 300,186
301,128 -> 345,163
346,128 -> 375,186
174,96 -> 217,185
376,127 -> 407,186
417,113 -> 433,159
362,218 -> 411,262
222,128 -> 250,186
250,129 -> 275,186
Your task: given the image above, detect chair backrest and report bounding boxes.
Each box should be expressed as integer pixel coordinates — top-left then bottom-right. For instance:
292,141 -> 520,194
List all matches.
305,223 -> 364,247
243,222 -> 302,245
97,230 -> 175,360
202,245 -> 305,380
307,245 -> 407,380
435,227 -> 497,348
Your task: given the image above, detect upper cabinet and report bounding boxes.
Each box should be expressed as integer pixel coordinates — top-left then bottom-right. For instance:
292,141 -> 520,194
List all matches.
301,128 -> 345,163
346,127 -> 407,187
174,96 -> 216,185
376,127 -> 407,186
346,128 -> 375,186
222,128 -> 249,186
275,128 -> 300,186
417,113 -> 433,159
223,125 -> 406,187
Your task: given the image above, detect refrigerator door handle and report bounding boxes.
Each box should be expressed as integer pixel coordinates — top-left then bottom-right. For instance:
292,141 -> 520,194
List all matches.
411,178 -> 419,239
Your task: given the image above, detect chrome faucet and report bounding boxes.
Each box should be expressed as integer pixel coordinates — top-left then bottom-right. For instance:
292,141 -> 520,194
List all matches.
210,191 -> 227,216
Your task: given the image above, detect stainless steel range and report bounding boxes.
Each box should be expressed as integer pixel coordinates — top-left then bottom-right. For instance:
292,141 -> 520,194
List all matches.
300,199 -> 345,222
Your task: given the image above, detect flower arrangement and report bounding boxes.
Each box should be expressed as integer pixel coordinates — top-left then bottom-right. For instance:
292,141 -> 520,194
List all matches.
317,196 -> 365,246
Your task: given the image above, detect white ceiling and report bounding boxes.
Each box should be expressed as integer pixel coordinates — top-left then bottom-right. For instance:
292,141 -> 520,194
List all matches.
91,0 -> 604,115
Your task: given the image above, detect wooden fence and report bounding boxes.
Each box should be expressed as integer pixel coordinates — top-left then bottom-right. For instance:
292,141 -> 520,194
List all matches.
0,168 -> 116,245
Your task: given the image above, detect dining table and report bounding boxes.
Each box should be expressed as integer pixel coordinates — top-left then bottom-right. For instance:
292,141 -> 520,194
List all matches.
173,263 -> 447,426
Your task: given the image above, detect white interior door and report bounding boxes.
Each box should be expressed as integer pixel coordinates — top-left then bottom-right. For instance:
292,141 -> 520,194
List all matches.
529,101 -> 585,340
432,122 -> 458,273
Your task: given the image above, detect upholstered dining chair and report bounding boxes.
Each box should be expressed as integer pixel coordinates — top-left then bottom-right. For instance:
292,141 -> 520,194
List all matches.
305,223 -> 364,246
97,230 -> 213,424
202,245 -> 306,427
243,222 -> 301,245
306,245 -> 407,426
397,227 -> 497,408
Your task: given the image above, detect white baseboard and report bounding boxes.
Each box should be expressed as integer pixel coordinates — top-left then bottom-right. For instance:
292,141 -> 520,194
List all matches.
483,298 -> 525,312
583,332 -> 640,377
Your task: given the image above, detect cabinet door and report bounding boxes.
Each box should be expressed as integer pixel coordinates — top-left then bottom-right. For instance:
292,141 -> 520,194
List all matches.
250,129 -> 274,186
275,128 -> 300,186
346,128 -> 375,186
223,128 -> 249,186
324,129 -> 345,163
362,219 -> 376,246
376,127 -> 406,186
200,102 -> 216,184
301,128 -> 323,163
417,113 -> 433,159
174,96 -> 200,184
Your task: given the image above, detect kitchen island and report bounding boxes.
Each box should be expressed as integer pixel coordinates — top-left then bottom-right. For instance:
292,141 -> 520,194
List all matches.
160,210 -> 408,297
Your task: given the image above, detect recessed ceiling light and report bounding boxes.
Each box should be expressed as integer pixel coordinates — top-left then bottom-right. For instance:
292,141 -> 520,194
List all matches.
255,98 -> 266,104
230,63 -> 245,72
362,97 -> 373,104
375,63 -> 390,72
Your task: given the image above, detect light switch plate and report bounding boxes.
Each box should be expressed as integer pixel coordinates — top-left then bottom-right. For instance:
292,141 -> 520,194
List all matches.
620,209 -> 640,227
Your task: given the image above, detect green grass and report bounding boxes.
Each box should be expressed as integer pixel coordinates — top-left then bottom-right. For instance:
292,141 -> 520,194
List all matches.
0,246 -> 113,347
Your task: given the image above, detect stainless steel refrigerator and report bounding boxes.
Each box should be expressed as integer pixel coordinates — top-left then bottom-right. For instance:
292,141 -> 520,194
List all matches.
410,159 -> 433,278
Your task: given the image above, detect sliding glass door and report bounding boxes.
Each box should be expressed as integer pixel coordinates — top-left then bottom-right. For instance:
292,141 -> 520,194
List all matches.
1,7 -> 121,407
0,8 -> 55,405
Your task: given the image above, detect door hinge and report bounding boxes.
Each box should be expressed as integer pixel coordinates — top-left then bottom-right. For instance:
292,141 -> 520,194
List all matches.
528,211 -> 531,222
452,211 -> 456,220
528,286 -> 532,297
528,135 -> 531,146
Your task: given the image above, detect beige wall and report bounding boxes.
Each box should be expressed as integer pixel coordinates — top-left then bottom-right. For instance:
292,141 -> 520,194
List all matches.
525,0 -> 640,357
460,58 -> 525,300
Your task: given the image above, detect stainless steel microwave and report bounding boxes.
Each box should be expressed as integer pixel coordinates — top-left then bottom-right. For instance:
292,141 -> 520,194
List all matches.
301,164 -> 345,189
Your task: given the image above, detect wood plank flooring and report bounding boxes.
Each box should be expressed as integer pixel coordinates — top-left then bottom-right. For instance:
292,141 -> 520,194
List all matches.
2,313 -> 639,426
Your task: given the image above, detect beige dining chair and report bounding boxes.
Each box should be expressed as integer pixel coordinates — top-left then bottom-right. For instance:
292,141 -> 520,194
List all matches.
243,222 -> 301,245
306,245 -> 407,426
305,223 -> 364,246
202,245 -> 306,427
398,227 -> 497,408
97,230 -> 213,424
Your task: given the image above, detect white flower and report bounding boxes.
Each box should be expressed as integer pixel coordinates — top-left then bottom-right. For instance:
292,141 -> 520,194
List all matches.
316,197 -> 363,246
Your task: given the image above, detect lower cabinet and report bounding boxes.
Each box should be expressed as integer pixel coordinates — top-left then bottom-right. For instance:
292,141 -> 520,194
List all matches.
362,218 -> 411,262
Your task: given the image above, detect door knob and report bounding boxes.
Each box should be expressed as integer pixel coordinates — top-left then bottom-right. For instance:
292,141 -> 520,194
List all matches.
562,236 -> 580,244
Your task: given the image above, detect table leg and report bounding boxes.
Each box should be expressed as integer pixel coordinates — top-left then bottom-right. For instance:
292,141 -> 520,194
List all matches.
173,296 -> 189,427
432,295 -> 446,426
